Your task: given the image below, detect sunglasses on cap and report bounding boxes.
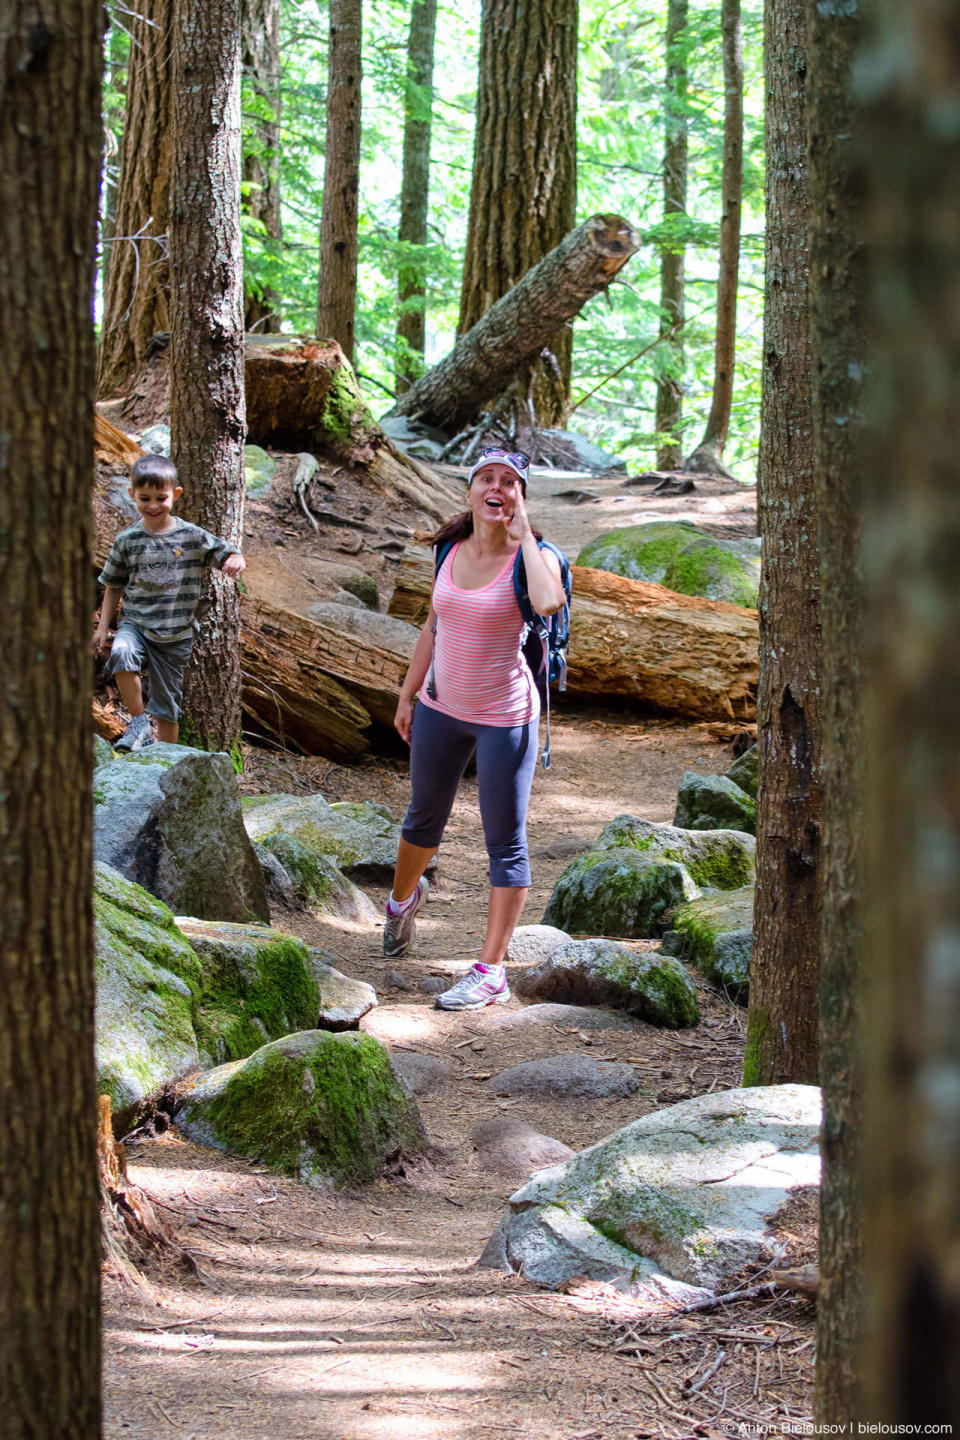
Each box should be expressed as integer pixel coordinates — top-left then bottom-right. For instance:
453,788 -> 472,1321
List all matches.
474,446 -> 530,473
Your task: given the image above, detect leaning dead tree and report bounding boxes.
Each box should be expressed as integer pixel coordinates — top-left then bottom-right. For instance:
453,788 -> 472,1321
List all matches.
385,214 -> 640,435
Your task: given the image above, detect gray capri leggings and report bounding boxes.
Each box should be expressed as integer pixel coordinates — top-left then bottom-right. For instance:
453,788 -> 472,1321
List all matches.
401,701 -> 539,888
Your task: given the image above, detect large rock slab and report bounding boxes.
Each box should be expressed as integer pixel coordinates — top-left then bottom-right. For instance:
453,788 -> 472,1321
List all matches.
488,1054 -> 640,1099
505,924 -> 572,968
542,849 -> 700,938
577,520 -> 761,607
673,772 -> 757,835
94,743 -> 268,922
390,1051 -> 454,1095
479,1085 -> 820,1295
516,939 -> 699,1029
94,863 -> 202,1133
173,918 -> 322,1065
486,1003 -> 638,1033
243,791 -> 433,887
666,886 -> 754,1000
472,1117 -> 576,1177
177,1030 -> 427,1186
596,815 -> 755,890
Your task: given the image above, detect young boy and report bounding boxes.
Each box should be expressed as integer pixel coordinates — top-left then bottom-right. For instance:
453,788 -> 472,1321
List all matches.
92,454 -> 246,750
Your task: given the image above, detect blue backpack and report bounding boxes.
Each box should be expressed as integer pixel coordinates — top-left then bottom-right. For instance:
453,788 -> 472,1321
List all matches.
429,538 -> 572,769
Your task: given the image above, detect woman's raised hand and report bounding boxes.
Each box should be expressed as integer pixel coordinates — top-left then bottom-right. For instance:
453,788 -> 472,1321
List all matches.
505,489 -> 533,542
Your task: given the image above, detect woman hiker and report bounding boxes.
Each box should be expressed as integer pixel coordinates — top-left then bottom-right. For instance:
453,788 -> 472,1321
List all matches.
383,447 -> 567,1010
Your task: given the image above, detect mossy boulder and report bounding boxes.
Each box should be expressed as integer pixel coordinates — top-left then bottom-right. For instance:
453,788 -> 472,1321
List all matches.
596,815 -> 755,890
244,444 -> 277,497
673,773 -> 756,835
94,743 -> 268,922
176,1030 -> 427,1186
667,885 -> 755,1000
340,572 -> 379,610
726,744 -> 759,799
94,863 -> 203,1133
172,918 -> 323,1066
243,792 -> 429,887
542,849 -> 700,938
577,521 -> 761,607
516,938 -> 699,1029
94,734 -> 115,768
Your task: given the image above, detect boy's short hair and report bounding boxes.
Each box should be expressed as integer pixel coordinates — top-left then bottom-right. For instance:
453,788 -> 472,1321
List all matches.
131,453 -> 178,489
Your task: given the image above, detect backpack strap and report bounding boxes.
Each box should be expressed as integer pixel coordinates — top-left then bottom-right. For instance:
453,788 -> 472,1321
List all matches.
425,541 -> 455,701
513,543 -> 555,771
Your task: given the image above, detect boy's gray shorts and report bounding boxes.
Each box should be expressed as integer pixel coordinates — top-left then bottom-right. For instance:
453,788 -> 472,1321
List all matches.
106,622 -> 194,722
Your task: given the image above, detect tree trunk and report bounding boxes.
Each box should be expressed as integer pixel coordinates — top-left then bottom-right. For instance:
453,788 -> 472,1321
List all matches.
685,0 -> 742,476
457,0 -> 578,426
317,0 -> 362,364
242,0 -> 282,333
395,0 -> 438,395
656,0 -> 688,471
97,0 -> 173,399
808,0 -> 866,1421
0,3 -> 102,1433
743,0 -> 821,1088
858,0 -> 960,1421
387,215 -> 640,435
389,548 -> 759,721
170,0 -> 247,757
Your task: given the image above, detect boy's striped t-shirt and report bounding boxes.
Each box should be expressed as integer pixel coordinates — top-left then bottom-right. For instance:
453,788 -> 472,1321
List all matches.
98,518 -> 237,642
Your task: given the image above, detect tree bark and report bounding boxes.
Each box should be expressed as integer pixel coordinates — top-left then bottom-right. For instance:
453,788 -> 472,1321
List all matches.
656,0 -> 688,471
808,0 -> 866,1422
387,215 -> 640,435
457,0 -> 578,425
0,3 -> 102,1433
389,548 -> 758,721
743,0 -> 821,1088
170,0 -> 247,757
317,0 -> 362,364
242,0 -> 282,333
685,0 -> 742,476
858,0 -> 960,1421
97,0 -> 173,399
395,0 -> 438,395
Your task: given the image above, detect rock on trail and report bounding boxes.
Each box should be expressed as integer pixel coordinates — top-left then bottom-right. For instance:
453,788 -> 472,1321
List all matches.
517,938 -> 699,1029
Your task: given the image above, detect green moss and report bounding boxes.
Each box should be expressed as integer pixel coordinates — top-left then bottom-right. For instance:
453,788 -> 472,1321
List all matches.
260,832 -> 335,904
688,846 -> 752,890
93,892 -> 202,999
741,1006 -> 772,1086
94,862 -> 175,927
543,849 -> 698,938
339,574 -> 378,609
663,540 -> 758,608
577,522 -> 700,583
321,362 -> 372,449
671,887 -> 753,1000
192,1032 -> 426,1185
597,816 -> 753,891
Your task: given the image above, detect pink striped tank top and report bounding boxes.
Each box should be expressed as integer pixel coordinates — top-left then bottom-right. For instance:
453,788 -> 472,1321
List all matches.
420,542 -> 538,726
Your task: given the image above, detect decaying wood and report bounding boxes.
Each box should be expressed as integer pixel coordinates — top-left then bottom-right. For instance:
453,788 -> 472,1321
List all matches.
93,698 -> 125,742
95,412 -> 146,467
388,546 -> 759,722
244,336 -> 462,521
385,214 -> 641,435
98,1095 -> 189,1293
771,1265 -> 819,1298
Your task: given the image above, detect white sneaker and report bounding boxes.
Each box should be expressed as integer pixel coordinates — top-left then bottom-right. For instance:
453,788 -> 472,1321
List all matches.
115,713 -> 154,752
383,876 -> 429,959
434,965 -> 510,1011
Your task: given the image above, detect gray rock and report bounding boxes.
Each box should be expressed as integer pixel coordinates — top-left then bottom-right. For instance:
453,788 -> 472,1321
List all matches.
244,444 -> 277,497
534,834 -> 593,861
331,589 -> 365,608
486,1003 -> 637,1032
94,743 -> 268,923
176,1030 -> 427,1186
107,482 -> 138,518
94,863 -> 202,1133
542,848 -> 700,938
577,521 -> 760,607
94,734 -> 115,769
488,1054 -> 640,1099
596,815 -> 755,890
302,604 -> 419,658
383,968 -> 412,991
379,415 -> 449,450
420,976 -> 449,995
339,572 -> 379,610
479,1084 -> 821,1295
243,791 -> 431,888
391,1050 -> 454,1095
172,917 -> 326,1065
669,886 -> 754,1000
471,1117 -> 576,1176
516,938 -> 699,1029
138,423 -> 171,456
253,842 -> 297,909
673,772 -> 757,835
538,428 -> 627,474
726,743 -> 759,799
505,923 -> 571,969
309,952 -> 378,1030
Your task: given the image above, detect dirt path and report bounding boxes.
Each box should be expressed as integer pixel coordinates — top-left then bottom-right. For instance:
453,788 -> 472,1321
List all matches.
104,711 -> 815,1439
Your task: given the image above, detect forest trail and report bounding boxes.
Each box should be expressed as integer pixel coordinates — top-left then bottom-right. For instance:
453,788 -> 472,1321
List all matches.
103,711 -> 816,1439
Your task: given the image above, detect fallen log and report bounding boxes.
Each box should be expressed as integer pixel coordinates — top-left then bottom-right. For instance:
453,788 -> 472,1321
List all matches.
384,215 -> 641,435
243,336 -> 462,522
387,546 -> 758,722
95,412 -> 145,467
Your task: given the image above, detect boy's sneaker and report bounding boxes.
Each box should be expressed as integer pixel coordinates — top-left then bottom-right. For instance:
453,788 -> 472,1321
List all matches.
115,713 -> 154,752
434,965 -> 510,1011
382,877 -> 429,959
